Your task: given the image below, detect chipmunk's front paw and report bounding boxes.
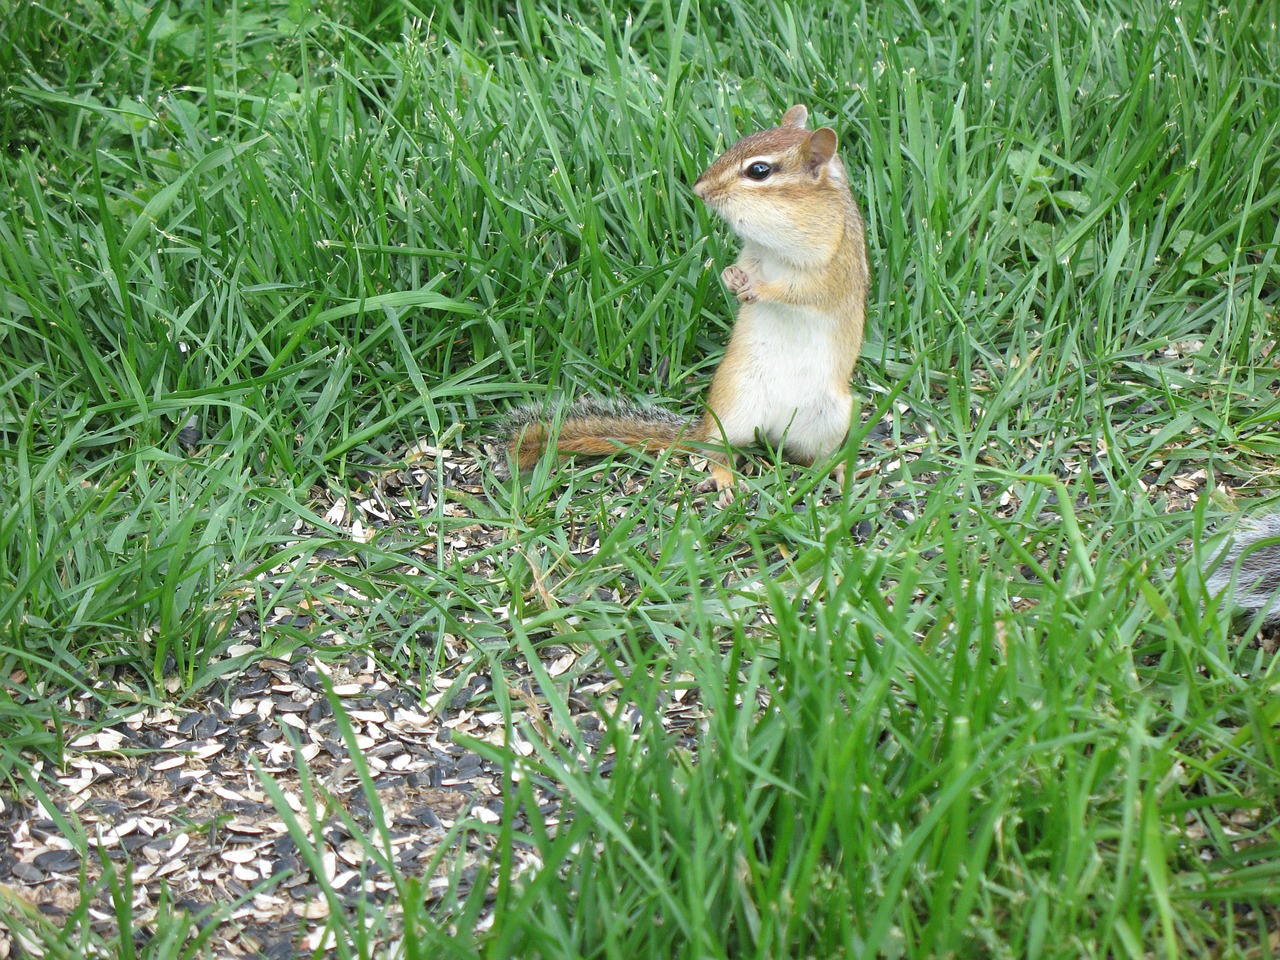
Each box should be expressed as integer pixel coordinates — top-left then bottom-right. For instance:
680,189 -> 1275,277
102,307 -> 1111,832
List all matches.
721,265 -> 758,303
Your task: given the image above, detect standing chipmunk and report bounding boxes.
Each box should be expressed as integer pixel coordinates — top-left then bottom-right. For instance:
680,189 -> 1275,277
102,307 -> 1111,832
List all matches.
502,104 -> 869,492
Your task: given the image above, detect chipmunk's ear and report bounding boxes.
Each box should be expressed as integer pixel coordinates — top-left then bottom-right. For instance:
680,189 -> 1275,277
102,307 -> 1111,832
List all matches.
806,127 -> 839,171
780,104 -> 808,129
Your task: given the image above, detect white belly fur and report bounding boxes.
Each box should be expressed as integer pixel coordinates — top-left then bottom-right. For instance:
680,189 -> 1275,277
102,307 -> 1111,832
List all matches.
717,301 -> 852,461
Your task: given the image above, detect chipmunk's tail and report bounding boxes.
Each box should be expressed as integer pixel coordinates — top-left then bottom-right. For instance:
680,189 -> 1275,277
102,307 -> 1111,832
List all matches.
1201,511 -> 1280,623
501,397 -> 695,474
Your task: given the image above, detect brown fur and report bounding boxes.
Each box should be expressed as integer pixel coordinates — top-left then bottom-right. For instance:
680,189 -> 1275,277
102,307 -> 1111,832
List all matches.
503,398 -> 692,473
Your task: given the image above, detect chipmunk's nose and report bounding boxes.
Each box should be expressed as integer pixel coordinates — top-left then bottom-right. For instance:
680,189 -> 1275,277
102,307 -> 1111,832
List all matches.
692,176 -> 707,199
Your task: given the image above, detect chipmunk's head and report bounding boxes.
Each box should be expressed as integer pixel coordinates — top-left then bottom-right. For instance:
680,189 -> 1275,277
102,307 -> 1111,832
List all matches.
692,104 -> 849,254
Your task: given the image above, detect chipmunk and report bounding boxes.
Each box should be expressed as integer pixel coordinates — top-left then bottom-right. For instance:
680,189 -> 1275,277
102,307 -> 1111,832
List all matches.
502,104 -> 869,492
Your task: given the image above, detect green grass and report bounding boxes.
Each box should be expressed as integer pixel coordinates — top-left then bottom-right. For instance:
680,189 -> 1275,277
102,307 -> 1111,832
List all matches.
2,0 -> 1279,956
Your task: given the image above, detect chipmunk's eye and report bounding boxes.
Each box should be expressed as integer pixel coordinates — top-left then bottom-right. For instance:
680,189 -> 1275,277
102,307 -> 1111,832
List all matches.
744,161 -> 773,181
